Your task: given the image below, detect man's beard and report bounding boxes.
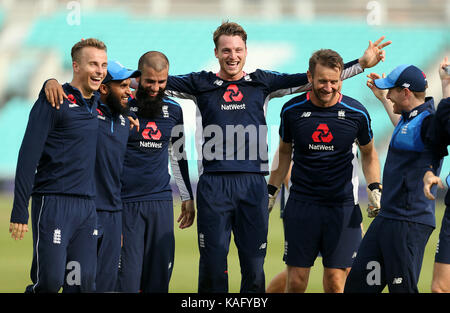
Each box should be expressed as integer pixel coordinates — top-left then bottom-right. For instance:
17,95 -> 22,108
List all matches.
106,92 -> 129,115
135,84 -> 165,119
312,86 -> 338,106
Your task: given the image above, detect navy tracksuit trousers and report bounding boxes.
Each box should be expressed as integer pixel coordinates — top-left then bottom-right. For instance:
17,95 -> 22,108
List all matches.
26,195 -> 97,293
117,200 -> 174,293
196,173 -> 269,293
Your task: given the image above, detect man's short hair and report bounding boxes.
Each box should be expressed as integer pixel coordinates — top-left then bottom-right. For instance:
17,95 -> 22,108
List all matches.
213,21 -> 247,48
71,38 -> 107,62
138,51 -> 169,72
309,49 -> 344,77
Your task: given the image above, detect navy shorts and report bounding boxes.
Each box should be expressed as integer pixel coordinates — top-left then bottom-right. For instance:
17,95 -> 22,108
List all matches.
283,197 -> 362,268
196,172 -> 269,293
435,206 -> 450,264
118,200 -> 174,293
26,194 -> 97,293
344,216 -> 433,293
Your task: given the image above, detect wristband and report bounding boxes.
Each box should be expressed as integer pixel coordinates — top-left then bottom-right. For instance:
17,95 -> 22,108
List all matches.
368,182 -> 382,191
267,184 -> 278,196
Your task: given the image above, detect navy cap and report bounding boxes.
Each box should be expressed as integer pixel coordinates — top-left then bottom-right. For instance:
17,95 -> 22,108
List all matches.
103,60 -> 141,84
374,64 -> 427,92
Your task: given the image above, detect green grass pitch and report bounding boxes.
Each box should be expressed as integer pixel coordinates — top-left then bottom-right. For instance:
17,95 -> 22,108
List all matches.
0,193 -> 444,293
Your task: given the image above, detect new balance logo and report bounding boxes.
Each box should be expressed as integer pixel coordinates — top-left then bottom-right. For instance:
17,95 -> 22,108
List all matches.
392,277 -> 403,285
53,229 -> 61,244
69,103 -> 79,108
259,242 -> 267,250
338,110 -> 346,119
301,112 -> 311,118
409,110 -> 418,118
214,79 -> 224,86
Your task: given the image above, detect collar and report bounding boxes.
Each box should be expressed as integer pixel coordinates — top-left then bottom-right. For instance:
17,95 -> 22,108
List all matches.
63,83 -> 101,107
400,97 -> 434,121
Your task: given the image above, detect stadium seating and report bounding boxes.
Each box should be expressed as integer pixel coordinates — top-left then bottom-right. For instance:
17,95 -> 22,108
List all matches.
0,97 -> 32,178
1,10 -> 446,180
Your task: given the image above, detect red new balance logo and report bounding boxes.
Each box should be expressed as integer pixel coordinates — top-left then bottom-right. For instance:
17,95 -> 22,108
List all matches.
223,84 -> 243,102
312,123 -> 333,143
142,121 -> 161,140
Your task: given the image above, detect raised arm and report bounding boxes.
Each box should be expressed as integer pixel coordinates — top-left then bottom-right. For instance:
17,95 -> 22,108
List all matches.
439,56 -> 450,98
358,36 -> 391,70
367,72 -> 400,126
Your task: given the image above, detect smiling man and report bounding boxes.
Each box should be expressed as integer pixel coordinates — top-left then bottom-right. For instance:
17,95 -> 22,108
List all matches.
118,51 -> 195,293
91,61 -> 140,292
165,22 -> 389,293
345,64 -> 440,293
9,38 -> 107,293
267,49 -> 381,293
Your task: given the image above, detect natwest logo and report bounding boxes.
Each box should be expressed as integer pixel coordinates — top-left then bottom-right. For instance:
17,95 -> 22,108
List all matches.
312,123 -> 333,143
223,84 -> 243,102
142,121 -> 161,140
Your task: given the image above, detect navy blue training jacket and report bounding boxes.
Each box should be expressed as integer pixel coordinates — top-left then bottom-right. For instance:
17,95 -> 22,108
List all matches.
11,83 -> 99,224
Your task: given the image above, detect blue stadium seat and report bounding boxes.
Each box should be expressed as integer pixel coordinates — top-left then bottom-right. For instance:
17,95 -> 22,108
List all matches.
0,98 -> 33,178
13,13 -> 449,180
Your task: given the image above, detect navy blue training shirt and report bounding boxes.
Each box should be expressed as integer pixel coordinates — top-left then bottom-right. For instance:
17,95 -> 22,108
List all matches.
121,97 -> 193,202
94,102 -> 130,211
280,91 -> 372,205
379,98 -> 438,227
11,83 -> 99,224
166,60 -> 363,176
424,97 -> 450,207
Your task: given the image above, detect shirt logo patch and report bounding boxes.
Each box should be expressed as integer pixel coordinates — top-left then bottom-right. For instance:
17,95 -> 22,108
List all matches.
162,105 -> 169,118
96,108 -> 105,120
214,79 -> 224,86
67,94 -> 79,108
312,123 -> 333,143
301,112 -> 311,118
142,121 -> 161,140
223,84 -> 243,102
409,110 -> 418,118
338,110 -> 346,119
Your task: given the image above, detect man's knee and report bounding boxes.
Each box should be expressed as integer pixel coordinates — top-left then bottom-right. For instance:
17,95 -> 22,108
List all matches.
323,268 -> 348,293
286,266 -> 309,293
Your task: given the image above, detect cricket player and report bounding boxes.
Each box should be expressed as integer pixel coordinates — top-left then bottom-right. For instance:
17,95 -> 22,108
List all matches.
423,57 -> 450,293
42,61 -> 141,293
117,51 -> 194,293
344,64 -> 439,293
9,38 -> 107,293
91,61 -> 140,292
164,22 -> 390,293
268,49 -> 381,293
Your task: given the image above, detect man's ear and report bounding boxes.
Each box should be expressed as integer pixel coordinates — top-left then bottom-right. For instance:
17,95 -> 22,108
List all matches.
99,83 -> 108,95
72,61 -> 79,73
307,70 -> 313,84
